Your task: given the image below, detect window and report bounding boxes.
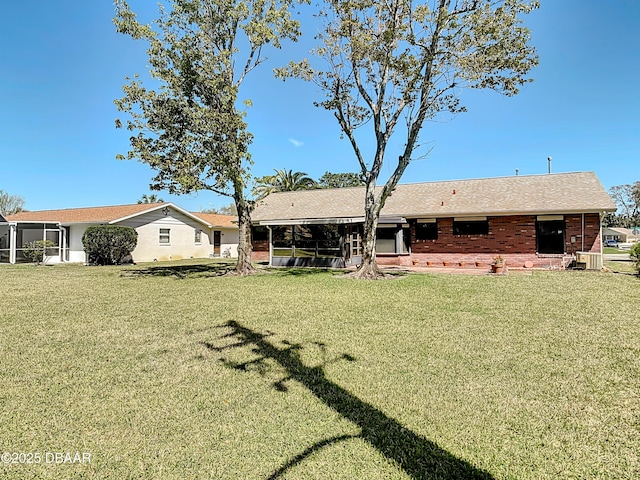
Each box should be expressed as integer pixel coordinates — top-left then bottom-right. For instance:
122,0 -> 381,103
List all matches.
453,218 -> 489,235
194,229 -> 202,244
536,218 -> 565,254
159,228 -> 170,244
415,220 -> 438,240
271,225 -> 342,258
376,226 -> 397,253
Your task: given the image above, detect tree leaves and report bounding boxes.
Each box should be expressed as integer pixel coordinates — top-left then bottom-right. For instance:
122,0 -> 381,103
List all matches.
279,0 -> 538,276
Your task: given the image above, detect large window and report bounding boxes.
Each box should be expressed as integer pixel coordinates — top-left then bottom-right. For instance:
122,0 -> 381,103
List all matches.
272,225 -> 342,258
376,225 -> 410,253
536,218 -> 565,254
453,218 -> 489,235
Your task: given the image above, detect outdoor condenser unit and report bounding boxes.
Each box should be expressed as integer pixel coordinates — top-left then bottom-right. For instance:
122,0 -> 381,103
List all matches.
575,252 -> 602,270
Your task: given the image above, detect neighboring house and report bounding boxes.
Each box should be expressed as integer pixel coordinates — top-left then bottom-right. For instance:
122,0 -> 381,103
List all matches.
251,172 -> 616,269
0,203 -> 238,264
602,227 -> 639,244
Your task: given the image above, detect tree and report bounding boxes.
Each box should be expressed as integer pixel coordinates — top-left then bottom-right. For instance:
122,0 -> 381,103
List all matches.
608,182 -> 640,227
0,190 -> 25,216
137,194 -> 164,204
253,168 -> 317,199
318,171 -> 364,188
278,0 -> 538,278
114,0 -> 302,275
201,202 -> 238,215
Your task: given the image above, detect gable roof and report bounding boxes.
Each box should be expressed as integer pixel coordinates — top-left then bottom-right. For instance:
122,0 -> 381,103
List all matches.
191,212 -> 237,228
5,202 -> 215,227
0,213 -> 6,222
252,172 -> 616,224
604,227 -> 635,235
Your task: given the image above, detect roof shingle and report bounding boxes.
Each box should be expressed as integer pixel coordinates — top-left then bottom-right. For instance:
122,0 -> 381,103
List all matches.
252,172 -> 616,223
6,203 -> 168,223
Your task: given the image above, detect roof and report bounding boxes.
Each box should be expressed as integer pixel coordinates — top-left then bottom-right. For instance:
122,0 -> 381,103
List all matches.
191,212 -> 237,228
6,203 -> 170,224
252,172 -> 616,224
0,213 -> 6,222
603,227 -> 636,235
4,202 -> 235,228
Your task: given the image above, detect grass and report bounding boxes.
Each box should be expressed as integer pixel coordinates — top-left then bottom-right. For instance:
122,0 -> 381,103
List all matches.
1,259 -> 639,479
603,247 -> 632,254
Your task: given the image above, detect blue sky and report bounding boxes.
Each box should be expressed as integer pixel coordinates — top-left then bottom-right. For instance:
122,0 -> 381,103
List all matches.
1,1 -> 638,213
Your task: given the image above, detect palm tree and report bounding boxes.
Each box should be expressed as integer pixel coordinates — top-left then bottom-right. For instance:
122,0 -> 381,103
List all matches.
137,194 -> 164,204
253,169 -> 317,199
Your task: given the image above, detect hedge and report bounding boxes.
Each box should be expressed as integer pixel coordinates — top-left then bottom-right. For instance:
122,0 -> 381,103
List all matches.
82,225 -> 138,265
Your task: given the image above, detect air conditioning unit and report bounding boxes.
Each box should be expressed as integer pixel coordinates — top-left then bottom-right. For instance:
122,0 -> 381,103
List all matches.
576,252 -> 602,270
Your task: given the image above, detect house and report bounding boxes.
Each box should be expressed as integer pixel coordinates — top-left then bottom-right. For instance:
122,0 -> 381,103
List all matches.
602,227 -> 640,244
0,203 -> 238,264
251,172 -> 617,269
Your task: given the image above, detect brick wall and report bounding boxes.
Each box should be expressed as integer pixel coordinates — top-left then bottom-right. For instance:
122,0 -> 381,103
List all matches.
408,214 -> 602,269
252,239 -> 270,262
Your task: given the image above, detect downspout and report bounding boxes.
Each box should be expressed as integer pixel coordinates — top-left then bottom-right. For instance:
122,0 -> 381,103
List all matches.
267,226 -> 273,267
599,212 -> 604,253
581,213 -> 585,252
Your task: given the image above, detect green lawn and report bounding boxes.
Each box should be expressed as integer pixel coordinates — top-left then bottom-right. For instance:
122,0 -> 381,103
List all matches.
603,246 -> 632,254
2,260 -> 639,479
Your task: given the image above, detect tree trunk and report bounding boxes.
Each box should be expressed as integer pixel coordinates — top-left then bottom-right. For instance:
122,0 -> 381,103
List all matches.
351,183 -> 385,279
233,194 -> 255,276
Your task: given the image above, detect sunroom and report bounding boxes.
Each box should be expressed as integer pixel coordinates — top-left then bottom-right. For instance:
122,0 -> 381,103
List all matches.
0,221 -> 68,264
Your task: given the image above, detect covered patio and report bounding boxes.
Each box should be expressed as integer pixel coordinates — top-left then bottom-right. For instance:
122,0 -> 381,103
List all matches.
0,221 -> 68,264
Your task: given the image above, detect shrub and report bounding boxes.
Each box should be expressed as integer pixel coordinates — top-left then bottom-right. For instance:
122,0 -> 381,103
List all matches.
22,240 -> 56,265
631,242 -> 640,274
82,225 -> 138,265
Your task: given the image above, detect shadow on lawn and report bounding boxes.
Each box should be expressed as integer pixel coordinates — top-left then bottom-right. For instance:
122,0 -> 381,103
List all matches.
203,320 -> 494,480
264,267 -> 348,277
122,262 -> 234,279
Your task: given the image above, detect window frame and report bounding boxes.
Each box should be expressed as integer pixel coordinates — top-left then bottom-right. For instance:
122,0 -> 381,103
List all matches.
159,228 -> 171,245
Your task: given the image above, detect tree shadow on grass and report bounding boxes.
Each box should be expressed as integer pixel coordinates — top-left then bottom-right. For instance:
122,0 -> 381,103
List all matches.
121,261 -> 235,279
263,267 -> 349,277
202,320 -> 494,480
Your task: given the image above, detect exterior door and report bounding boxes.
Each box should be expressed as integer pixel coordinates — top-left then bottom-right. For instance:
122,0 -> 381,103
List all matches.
536,219 -> 565,254
213,230 -> 221,256
348,226 -> 362,264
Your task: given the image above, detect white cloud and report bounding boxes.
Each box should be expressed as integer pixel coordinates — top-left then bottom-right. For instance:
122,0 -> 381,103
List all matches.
289,138 -> 304,147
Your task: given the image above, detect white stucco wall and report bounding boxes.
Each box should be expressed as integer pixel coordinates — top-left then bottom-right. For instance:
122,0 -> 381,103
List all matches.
69,224 -> 90,263
117,207 -> 238,263
23,207 -> 239,264
219,229 -> 239,258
